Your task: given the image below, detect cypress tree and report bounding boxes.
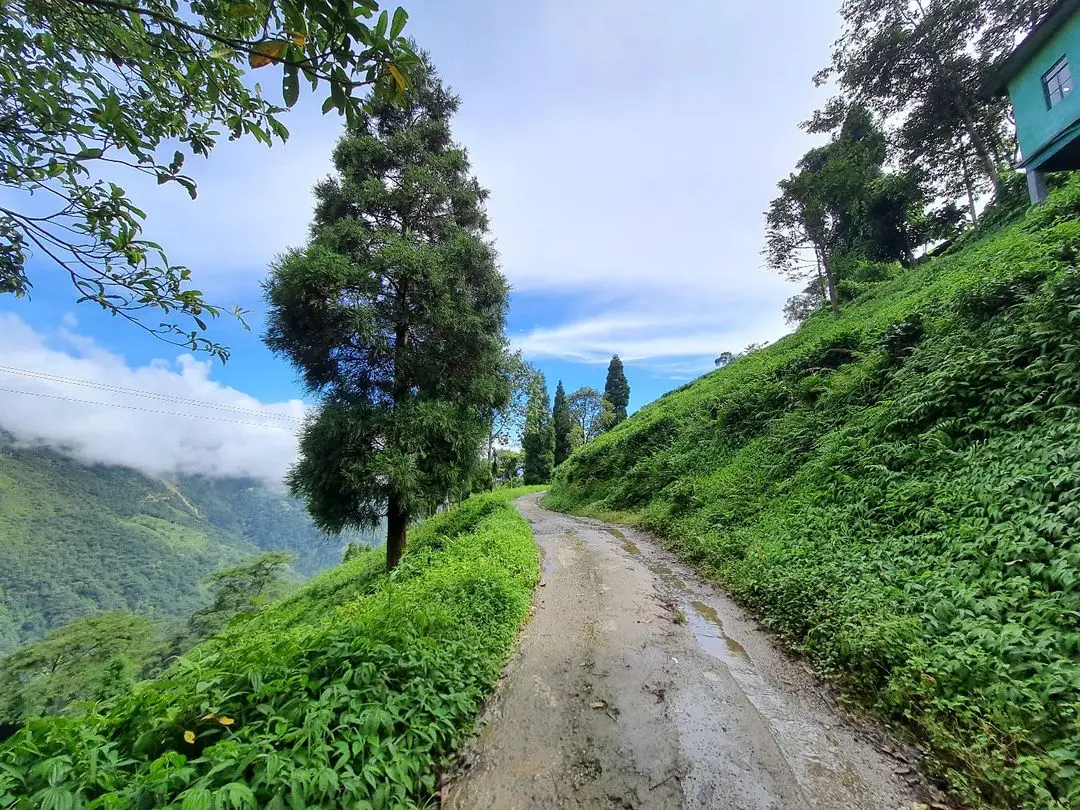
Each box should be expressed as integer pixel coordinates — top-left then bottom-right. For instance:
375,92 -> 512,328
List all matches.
264,61 -> 509,570
552,380 -> 573,466
521,373 -> 555,484
602,354 -> 630,427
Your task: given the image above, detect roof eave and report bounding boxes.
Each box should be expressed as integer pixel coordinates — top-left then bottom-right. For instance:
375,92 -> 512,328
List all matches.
988,0 -> 1080,97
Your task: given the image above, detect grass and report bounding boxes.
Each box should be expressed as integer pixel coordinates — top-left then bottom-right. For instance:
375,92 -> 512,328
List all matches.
0,485 -> 544,809
123,515 -> 210,551
546,181 -> 1080,809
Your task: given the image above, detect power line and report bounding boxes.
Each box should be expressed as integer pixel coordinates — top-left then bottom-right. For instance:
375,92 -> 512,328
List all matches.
0,364 -> 304,423
0,387 -> 300,430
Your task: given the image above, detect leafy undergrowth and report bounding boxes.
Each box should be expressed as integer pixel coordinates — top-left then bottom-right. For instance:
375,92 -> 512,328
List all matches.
0,486 -> 543,809
546,182 -> 1080,809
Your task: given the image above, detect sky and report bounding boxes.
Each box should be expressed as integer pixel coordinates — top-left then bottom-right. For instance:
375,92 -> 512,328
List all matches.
0,0 -> 839,482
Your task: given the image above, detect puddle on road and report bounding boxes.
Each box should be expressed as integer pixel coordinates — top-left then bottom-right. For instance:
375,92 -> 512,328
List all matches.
604,527 -> 641,555
645,560 -> 685,588
687,600 -> 750,664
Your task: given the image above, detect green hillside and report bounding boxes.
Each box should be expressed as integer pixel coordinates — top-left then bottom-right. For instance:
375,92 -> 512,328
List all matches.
0,440 -> 365,654
0,487 -> 541,809
547,183 -> 1080,808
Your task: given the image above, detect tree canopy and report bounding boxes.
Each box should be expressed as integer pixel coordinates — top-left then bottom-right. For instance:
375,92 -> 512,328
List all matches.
0,0 -> 416,360
0,612 -> 158,727
818,0 -> 1054,200
486,350 -> 535,465
568,386 -> 605,444
264,60 -> 509,569
186,552 -> 293,639
766,105 -> 959,316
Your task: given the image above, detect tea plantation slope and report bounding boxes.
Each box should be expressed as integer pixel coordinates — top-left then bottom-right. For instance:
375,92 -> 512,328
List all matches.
546,187 -> 1080,809
0,487 -> 543,809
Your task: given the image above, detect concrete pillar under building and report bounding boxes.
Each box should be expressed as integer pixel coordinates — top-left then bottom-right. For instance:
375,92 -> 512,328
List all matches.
1027,168 -> 1048,204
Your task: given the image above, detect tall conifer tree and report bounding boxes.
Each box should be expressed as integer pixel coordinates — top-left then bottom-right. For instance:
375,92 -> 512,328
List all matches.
264,61 -> 509,570
552,380 -> 573,466
521,373 -> 555,484
602,355 -> 630,428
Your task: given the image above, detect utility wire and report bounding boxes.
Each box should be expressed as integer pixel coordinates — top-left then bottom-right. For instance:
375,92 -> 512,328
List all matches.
0,387 -> 300,430
0,364 -> 304,423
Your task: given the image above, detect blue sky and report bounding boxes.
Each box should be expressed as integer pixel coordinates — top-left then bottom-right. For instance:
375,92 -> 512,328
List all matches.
0,0 -> 838,481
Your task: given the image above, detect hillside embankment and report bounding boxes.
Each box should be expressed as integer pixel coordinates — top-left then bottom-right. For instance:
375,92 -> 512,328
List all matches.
546,183 -> 1080,809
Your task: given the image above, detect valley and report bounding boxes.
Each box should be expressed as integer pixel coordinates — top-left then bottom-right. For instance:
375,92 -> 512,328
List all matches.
0,438 -> 368,653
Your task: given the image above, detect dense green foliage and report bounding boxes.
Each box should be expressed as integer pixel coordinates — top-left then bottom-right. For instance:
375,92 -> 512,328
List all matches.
521,373 -> 554,484
264,60 -> 509,569
1,0 -> 414,358
548,184 -> 1080,809
0,487 -> 542,808
0,441 -> 358,654
602,355 -> 629,427
552,381 -> 572,466
486,351 -> 535,467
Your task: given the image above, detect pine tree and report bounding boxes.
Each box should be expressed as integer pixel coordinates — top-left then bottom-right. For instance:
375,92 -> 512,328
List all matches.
521,373 -> 555,484
602,355 -> 630,428
552,380 -> 573,466
264,61 -> 509,570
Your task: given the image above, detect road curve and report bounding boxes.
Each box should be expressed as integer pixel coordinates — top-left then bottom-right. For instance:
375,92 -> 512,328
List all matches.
445,493 -> 924,810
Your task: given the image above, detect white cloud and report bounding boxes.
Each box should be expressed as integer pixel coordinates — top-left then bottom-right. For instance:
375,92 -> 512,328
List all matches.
513,296 -> 795,370
3,0 -> 839,382
0,314 -> 306,485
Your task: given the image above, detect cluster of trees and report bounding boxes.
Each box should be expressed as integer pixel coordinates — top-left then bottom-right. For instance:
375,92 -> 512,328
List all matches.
0,553 -> 292,731
512,355 -> 630,485
766,0 -> 1054,325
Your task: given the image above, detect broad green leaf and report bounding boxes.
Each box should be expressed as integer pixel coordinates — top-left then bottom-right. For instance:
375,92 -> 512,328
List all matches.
226,3 -> 257,18
390,8 -> 408,39
283,67 -> 299,108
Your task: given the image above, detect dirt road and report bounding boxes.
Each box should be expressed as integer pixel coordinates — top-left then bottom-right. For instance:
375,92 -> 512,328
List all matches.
445,494 -> 925,810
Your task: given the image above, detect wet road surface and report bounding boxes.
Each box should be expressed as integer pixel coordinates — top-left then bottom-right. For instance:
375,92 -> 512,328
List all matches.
445,494 -> 923,809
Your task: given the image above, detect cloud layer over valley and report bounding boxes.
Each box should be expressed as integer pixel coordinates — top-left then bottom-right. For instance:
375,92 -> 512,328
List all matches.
0,314 -> 306,484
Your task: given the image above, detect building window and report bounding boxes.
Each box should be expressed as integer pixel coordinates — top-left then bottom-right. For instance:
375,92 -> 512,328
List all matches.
1044,56 -> 1073,108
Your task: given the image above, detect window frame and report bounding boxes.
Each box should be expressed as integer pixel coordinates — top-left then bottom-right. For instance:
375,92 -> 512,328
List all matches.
1043,55 -> 1073,109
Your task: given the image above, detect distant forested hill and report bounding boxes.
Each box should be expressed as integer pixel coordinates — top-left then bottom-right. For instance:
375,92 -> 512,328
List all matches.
0,438 -> 369,653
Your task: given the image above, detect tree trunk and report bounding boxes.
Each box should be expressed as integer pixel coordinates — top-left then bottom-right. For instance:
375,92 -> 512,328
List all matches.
954,97 -> 1001,195
388,282 -> 409,571
386,492 -> 407,570
912,31 -> 1002,196
961,149 -> 979,226
817,249 -> 840,316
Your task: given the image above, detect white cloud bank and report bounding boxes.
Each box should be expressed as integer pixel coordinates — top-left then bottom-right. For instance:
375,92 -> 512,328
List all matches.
0,314 -> 306,484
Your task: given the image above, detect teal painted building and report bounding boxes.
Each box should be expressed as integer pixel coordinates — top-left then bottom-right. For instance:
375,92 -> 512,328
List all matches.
994,0 -> 1080,202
